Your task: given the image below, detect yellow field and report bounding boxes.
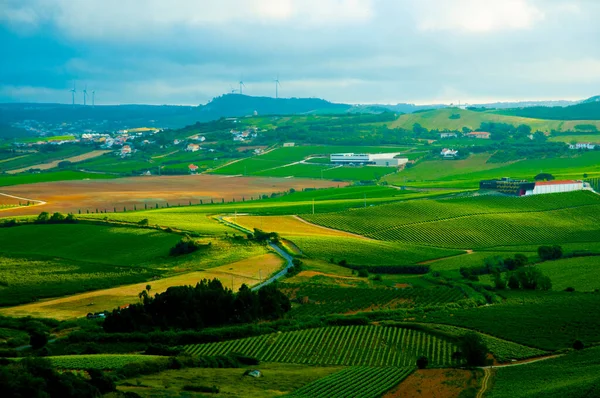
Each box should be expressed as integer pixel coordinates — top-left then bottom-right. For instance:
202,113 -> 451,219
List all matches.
7,150 -> 111,174
0,253 -> 284,320
229,215 -> 366,238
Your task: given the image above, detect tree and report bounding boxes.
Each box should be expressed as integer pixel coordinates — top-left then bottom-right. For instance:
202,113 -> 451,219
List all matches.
460,332 -> 488,366
573,340 -> 585,350
357,268 -> 369,278
534,173 -> 554,181
533,131 -> 547,142
35,212 -> 50,223
538,245 -> 562,260
507,273 -> 520,290
493,273 -> 506,290
49,212 -> 65,223
416,356 -> 428,369
57,160 -> 72,168
29,330 -> 48,350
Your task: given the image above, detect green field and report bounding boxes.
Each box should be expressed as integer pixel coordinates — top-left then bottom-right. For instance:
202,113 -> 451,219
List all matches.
0,170 -> 117,187
0,224 -> 181,266
535,256 -> 600,291
212,145 -> 408,180
303,191 -> 600,249
47,354 -> 163,370
289,366 -> 414,398
184,325 -> 459,367
0,255 -> 160,306
289,235 -> 462,265
0,146 -> 92,172
426,251 -> 538,272
386,151 -> 600,188
390,107 -> 600,132
488,347 -> 600,398
549,134 -> 600,144
421,291 -> 600,350
281,284 -> 466,317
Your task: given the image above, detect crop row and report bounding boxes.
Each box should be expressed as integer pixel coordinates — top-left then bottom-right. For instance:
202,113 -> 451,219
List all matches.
47,355 -> 163,370
303,191 -> 600,240
288,366 -> 414,398
184,326 -> 459,367
282,284 -> 465,316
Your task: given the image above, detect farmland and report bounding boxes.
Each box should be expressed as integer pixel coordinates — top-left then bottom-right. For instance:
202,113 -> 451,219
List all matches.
534,256 -> 600,291
488,346 -> 600,398
289,366 -> 414,398
48,354 -> 163,370
185,325 -> 459,367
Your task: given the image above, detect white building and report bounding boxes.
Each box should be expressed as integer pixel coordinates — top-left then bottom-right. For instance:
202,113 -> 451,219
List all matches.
330,153 -> 408,167
440,148 -> 458,158
525,180 -> 585,195
440,133 -> 457,139
569,143 -> 596,150
186,144 -> 200,152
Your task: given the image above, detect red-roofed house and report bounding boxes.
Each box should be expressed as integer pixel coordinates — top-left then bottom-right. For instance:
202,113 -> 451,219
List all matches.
188,164 -> 199,174
527,180 -> 584,195
466,131 -> 491,139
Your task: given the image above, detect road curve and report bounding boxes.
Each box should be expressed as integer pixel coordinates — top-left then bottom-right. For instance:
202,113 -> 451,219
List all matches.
216,216 -> 294,290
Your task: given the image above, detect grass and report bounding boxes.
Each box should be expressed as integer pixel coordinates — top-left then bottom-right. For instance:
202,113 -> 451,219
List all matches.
118,363 -> 342,398
426,251 -> 538,272
0,170 -> 118,187
289,235 -> 462,265
420,290 -> 600,351
0,255 -> 160,307
389,107 -> 600,132
0,252 -> 282,319
47,354 -> 163,370
184,325 -> 459,367
289,366 -> 414,398
535,256 -> 600,291
549,134 -> 600,144
386,151 -> 600,188
303,191 -> 600,249
488,346 -> 600,398
0,146 -> 91,172
0,224 -> 181,266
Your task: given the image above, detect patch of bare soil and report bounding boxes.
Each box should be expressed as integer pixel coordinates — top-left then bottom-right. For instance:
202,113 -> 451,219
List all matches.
383,369 -> 481,398
0,175 -> 347,216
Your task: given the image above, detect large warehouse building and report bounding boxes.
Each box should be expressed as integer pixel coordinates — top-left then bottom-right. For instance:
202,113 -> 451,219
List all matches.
480,178 -> 590,196
330,153 -> 408,167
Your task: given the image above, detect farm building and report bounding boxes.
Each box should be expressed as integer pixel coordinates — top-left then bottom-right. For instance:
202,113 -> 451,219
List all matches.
440,133 -> 457,138
480,178 -> 590,196
188,164 -> 199,174
283,142 -> 295,147
466,131 -> 491,139
526,180 -> 586,195
187,143 -> 200,152
330,153 -> 408,167
569,143 -> 596,150
440,148 -> 458,158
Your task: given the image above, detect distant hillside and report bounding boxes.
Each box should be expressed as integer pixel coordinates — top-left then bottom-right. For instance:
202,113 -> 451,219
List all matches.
390,107 -> 600,132
196,94 -> 351,118
493,96 -> 600,120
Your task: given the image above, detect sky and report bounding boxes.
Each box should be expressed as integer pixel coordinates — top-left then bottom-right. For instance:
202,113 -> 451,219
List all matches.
1,0 -> 599,106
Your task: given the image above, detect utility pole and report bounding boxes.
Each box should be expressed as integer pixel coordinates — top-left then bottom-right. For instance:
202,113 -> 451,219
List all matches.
312,199 -> 315,215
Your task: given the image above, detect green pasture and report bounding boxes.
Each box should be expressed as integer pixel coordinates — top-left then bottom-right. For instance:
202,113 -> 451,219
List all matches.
0,255 -> 159,307
488,346 -> 600,398
421,291 -> 600,350
549,134 -> 600,144
426,251 -> 538,272
48,354 -> 163,370
0,146 -> 92,172
535,256 -> 600,291
0,170 -> 117,187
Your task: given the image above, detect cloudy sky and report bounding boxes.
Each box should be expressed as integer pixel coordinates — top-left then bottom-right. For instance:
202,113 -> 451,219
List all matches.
1,0 -> 599,105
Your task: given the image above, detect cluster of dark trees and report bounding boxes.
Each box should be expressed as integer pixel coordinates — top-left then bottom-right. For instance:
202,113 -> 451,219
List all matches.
103,279 -> 291,333
169,236 -> 211,256
0,357 -> 116,398
537,245 -> 563,261
35,212 -> 77,224
247,228 -> 280,244
460,254 -> 528,281
496,267 -> 552,291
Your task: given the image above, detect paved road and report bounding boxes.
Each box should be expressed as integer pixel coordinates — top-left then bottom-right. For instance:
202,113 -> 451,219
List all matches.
217,216 -> 294,291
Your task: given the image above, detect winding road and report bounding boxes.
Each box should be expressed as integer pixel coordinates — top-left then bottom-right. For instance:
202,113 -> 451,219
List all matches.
216,216 -> 294,291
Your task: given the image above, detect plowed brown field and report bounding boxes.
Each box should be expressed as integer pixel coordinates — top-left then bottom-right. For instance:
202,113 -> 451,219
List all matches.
0,175 -> 346,216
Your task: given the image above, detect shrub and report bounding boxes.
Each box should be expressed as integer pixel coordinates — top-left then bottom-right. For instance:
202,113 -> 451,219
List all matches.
416,356 -> 428,369
29,330 -> 48,349
183,385 -> 219,393
357,268 -> 369,278
565,287 -> 575,292
573,340 -> 585,350
538,245 -> 563,261
460,332 -> 488,366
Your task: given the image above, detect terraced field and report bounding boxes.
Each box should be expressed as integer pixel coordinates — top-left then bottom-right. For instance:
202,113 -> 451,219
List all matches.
303,191 -> 600,249
184,325 -> 459,367
289,366 -> 414,398
282,284 -> 466,316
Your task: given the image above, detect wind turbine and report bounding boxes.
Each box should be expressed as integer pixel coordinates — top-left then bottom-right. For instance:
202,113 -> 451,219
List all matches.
229,85 -> 238,94
92,90 -> 96,106
70,82 -> 76,105
83,85 -> 88,106
239,80 -> 246,95
274,76 -> 281,99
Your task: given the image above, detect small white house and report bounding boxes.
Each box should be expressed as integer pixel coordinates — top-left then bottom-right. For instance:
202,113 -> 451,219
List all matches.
283,142 -> 295,147
569,143 -> 596,150
440,148 -> 458,158
186,144 -> 200,152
